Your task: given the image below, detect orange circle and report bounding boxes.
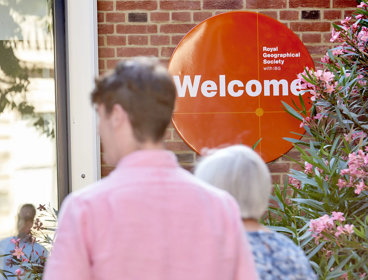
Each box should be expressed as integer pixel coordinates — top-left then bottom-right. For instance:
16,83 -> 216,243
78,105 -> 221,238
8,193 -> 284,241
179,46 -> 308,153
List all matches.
169,12 -> 314,162
255,108 -> 264,117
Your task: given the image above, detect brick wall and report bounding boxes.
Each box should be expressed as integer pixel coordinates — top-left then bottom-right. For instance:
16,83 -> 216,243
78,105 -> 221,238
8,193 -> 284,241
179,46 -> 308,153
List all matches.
97,0 -> 358,181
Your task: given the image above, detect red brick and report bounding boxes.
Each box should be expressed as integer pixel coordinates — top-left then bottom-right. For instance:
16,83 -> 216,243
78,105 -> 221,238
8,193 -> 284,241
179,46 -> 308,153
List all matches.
290,22 -> 331,32
285,149 -> 302,160
302,33 -> 321,43
344,10 -> 356,18
161,47 -> 175,58
106,13 -> 126,23
289,0 -> 330,8
160,24 -> 196,33
116,24 -> 157,34
323,32 -> 333,43
259,11 -> 278,20
98,47 -> 115,58
193,12 -> 213,22
116,1 -> 157,10
306,45 -> 329,55
215,11 -> 227,15
164,128 -> 173,141
128,35 -> 148,45
312,57 -> 323,66
160,1 -> 200,10
247,0 -> 286,9
159,59 -> 170,67
98,12 -> 105,23
116,47 -> 158,57
150,12 -> 170,22
280,10 -> 299,20
172,129 -> 183,141
268,162 -> 290,173
176,153 -> 195,164
106,59 -> 120,69
323,10 -> 342,20
150,35 -> 170,45
98,35 -> 105,46
272,174 -> 281,184
98,24 -> 114,34
98,59 -> 105,70
333,0 -> 357,8
181,164 -> 194,172
172,12 -> 191,22
164,141 -> 191,151
291,163 -> 303,171
171,35 -> 184,45
97,1 -> 114,11
204,0 -> 243,9
107,35 -> 126,45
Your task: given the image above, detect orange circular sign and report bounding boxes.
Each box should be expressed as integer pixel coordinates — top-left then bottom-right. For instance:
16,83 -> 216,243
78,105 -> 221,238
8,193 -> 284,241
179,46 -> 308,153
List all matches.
169,12 -> 314,162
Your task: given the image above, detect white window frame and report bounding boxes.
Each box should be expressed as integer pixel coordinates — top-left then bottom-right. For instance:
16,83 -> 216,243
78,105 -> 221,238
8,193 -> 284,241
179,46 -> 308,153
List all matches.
66,0 -> 100,192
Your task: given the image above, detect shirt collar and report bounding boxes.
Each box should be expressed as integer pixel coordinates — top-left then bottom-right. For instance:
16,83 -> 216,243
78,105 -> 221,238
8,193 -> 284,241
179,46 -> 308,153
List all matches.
115,149 -> 179,169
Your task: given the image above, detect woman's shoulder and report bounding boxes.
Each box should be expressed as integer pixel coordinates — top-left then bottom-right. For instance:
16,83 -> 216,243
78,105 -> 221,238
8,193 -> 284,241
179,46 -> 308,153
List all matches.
248,231 -> 307,255
247,231 -> 317,279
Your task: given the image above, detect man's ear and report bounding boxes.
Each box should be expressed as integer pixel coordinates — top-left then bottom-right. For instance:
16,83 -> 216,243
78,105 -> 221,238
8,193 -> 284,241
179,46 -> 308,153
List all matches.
111,104 -> 129,127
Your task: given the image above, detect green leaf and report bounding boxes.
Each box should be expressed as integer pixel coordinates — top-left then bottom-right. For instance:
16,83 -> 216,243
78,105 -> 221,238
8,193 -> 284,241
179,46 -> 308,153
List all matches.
281,101 -> 304,121
267,226 -> 296,237
307,241 -> 326,258
252,138 -> 262,150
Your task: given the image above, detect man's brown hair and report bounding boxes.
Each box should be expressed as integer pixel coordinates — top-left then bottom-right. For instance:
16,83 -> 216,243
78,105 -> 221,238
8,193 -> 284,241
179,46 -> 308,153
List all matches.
91,57 -> 177,142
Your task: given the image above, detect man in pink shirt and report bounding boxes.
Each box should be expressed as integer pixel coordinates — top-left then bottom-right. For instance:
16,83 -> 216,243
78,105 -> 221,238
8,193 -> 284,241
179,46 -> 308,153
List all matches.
43,57 -> 258,280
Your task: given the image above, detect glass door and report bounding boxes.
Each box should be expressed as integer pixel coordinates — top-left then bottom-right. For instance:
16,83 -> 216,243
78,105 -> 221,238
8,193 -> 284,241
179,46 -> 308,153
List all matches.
0,0 -> 64,239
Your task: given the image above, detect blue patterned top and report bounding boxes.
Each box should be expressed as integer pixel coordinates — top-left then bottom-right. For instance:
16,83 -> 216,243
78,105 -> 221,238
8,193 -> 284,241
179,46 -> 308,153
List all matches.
247,231 -> 316,280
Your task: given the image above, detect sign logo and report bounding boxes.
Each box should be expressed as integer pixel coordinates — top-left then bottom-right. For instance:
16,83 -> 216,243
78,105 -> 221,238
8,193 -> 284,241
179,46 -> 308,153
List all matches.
169,12 -> 314,162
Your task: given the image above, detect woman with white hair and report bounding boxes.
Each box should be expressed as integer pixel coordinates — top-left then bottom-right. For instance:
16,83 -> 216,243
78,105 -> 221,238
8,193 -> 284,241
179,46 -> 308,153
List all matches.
195,145 -> 316,279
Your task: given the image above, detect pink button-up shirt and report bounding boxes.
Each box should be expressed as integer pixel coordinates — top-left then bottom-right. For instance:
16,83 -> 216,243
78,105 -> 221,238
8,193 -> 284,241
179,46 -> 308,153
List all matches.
44,150 -> 258,280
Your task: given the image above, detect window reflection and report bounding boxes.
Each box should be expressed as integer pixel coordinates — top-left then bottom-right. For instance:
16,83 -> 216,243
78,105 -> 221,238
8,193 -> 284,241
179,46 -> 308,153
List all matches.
0,0 -> 57,238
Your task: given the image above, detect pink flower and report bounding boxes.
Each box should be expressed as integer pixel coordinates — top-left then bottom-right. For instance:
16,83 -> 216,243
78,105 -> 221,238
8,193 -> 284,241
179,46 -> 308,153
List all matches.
304,162 -> 313,174
325,82 -> 335,93
356,14 -> 364,19
335,225 -> 344,237
321,71 -> 335,83
288,177 -> 301,189
315,69 -> 323,78
299,117 -> 311,128
337,179 -> 347,190
344,224 -> 354,234
331,29 -> 341,42
357,74 -> 367,86
15,269 -> 22,276
321,54 -> 330,63
355,180 -> 366,194
12,247 -> 24,259
332,49 -> 344,56
325,250 -> 332,258
10,238 -> 20,245
341,17 -> 352,25
331,211 -> 345,222
358,2 -> 368,8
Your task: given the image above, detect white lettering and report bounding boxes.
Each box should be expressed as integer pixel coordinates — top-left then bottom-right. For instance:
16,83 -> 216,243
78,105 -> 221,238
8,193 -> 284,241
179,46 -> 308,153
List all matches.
291,79 -> 303,96
246,80 -> 262,97
201,80 -> 217,97
173,75 -> 301,98
264,79 -> 288,96
219,75 -> 226,97
173,75 -> 201,97
228,80 -> 244,97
